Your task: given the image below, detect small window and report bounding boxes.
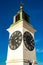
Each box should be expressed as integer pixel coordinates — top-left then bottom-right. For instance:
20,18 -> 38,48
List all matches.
22,11 -> 29,22
23,14 -> 28,22
15,14 -> 20,22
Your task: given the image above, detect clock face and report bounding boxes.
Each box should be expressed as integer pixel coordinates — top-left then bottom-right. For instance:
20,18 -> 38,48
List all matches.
23,31 -> 34,51
9,31 -> 22,50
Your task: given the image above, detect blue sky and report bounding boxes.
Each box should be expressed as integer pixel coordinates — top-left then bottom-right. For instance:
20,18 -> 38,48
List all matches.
0,0 -> 43,65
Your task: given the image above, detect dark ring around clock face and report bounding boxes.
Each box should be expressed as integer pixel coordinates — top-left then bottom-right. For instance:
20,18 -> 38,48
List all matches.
9,31 -> 22,50
23,31 -> 34,51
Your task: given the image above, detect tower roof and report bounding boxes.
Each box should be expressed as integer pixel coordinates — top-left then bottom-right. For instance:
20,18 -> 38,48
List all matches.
14,4 -> 30,24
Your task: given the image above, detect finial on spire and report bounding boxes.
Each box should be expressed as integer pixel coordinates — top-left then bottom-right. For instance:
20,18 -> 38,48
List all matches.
20,4 -> 23,10
20,2 -> 24,10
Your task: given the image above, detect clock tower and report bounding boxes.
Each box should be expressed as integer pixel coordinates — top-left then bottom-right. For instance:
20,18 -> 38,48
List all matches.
6,4 -> 37,65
